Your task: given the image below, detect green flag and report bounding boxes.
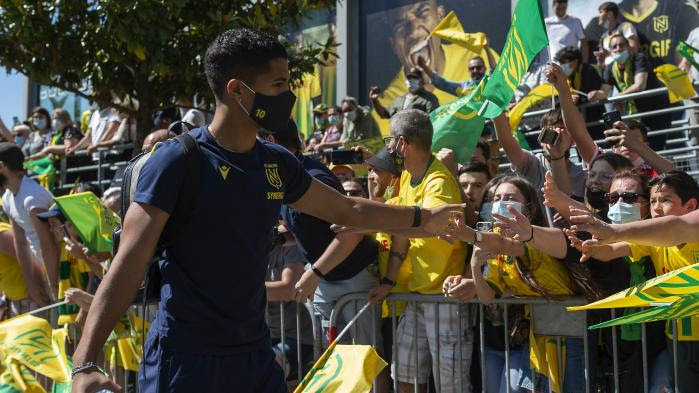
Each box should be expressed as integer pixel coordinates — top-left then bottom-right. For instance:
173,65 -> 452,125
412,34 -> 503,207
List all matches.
589,293 -> 699,330
467,0 -> 549,118
430,81 -> 487,166
678,40 -> 699,71
24,156 -> 56,193
54,192 -> 121,254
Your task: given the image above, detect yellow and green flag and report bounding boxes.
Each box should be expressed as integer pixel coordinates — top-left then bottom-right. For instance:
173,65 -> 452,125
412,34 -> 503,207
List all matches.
431,11 -> 488,52
54,192 -> 121,254
294,344 -> 386,393
589,293 -> 699,330
24,156 -> 56,193
678,40 -> 699,71
0,315 -> 71,384
508,83 -> 559,131
0,359 -> 46,393
568,263 -> 699,311
430,81 -> 488,166
654,64 -> 696,103
466,0 -> 549,118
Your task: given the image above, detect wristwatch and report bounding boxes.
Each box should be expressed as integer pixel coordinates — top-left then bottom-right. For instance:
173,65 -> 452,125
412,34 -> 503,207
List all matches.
380,277 -> 397,287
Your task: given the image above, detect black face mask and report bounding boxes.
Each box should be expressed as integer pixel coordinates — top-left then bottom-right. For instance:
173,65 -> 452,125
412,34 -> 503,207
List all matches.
0,174 -> 6,188
586,187 -> 606,210
388,141 -> 405,173
238,81 -> 296,131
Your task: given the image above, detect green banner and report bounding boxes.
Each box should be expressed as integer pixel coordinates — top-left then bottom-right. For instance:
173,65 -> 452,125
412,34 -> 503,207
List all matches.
590,293 -> 699,330
430,82 -> 487,166
678,40 -> 699,72
467,0 -> 549,118
54,192 -> 121,254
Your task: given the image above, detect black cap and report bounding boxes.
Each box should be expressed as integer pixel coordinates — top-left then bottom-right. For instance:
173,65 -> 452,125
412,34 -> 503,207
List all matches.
37,205 -> 65,223
0,142 -> 24,171
367,147 -> 401,177
405,67 -> 422,79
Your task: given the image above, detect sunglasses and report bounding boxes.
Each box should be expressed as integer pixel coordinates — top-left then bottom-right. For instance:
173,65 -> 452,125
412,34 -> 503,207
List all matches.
604,192 -> 648,204
469,65 -> 484,71
346,189 -> 364,197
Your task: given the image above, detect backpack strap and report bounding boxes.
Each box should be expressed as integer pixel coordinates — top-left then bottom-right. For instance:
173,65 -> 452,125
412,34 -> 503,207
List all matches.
159,132 -> 201,247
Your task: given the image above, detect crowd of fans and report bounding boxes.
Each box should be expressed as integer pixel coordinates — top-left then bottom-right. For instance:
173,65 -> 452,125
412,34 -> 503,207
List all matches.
1,1 -> 699,392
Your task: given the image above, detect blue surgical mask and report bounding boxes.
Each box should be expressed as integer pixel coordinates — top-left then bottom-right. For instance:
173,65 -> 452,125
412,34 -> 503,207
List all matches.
491,200 -> 524,220
328,115 -> 340,125
52,119 -> 63,130
603,20 -> 610,30
607,200 -> 641,224
612,50 -> 629,63
13,136 -> 25,146
33,118 -> 47,130
479,202 -> 494,222
561,63 -> 573,76
405,79 -> 421,93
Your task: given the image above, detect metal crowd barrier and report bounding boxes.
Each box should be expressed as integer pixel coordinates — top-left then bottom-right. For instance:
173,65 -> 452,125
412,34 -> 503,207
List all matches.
55,143 -> 133,192
326,292 -> 683,393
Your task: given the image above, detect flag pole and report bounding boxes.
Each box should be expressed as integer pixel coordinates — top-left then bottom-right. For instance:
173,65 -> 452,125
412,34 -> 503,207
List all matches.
332,301 -> 372,344
27,300 -> 68,316
548,44 -> 556,109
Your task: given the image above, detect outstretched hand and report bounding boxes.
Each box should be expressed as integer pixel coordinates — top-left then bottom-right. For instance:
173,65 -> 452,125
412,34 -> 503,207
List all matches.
569,207 -> 617,246
541,170 -> 564,208
423,204 -> 466,237
492,206 -> 532,241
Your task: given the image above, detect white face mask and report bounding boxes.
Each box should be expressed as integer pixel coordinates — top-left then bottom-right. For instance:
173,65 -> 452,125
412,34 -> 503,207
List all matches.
607,200 -> 642,224
603,19 -> 610,30
345,111 -> 357,122
52,119 -> 63,130
612,50 -> 629,63
405,79 -> 421,92
491,200 -> 523,220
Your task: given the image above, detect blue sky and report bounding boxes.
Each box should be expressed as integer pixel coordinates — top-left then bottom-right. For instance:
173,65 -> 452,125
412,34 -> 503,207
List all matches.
0,68 -> 27,127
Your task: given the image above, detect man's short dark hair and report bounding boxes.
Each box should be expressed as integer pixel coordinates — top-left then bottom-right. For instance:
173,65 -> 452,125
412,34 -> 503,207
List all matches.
475,140 -> 491,161
0,142 -> 24,172
555,46 -> 583,64
599,2 -> 620,18
459,161 -> 492,181
390,109 -> 433,151
540,107 -> 563,129
204,28 -> 288,100
649,170 -> 699,205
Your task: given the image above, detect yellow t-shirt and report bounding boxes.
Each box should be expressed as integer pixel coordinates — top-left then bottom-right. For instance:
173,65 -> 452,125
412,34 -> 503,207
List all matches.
396,157 -> 467,294
485,244 -> 574,393
377,197 -> 412,317
0,222 -> 28,300
628,241 -> 699,341
56,244 -> 92,325
485,245 -> 575,298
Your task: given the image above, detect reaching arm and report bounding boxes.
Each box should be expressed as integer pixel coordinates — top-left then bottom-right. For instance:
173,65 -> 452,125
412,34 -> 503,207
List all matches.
368,235 -> 409,303
570,207 -> 699,246
291,179 -> 464,236
485,45 -> 497,73
604,121 -> 675,173
493,207 -> 569,259
10,220 -> 46,305
493,112 -> 527,168
293,232 -> 364,302
618,72 -> 647,95
546,63 -> 599,164
369,86 -> 391,119
67,130 -> 91,154
72,202 -> 168,366
581,39 -> 589,65
30,209 -> 59,300
542,170 -> 588,220
470,247 -> 496,304
267,262 -> 305,302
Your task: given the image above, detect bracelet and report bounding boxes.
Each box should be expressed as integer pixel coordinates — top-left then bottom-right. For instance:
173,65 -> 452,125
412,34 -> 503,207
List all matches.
388,250 -> 406,261
411,205 -> 422,228
311,266 -> 325,279
522,226 -> 534,243
549,154 -> 566,161
380,277 -> 397,287
71,362 -> 102,379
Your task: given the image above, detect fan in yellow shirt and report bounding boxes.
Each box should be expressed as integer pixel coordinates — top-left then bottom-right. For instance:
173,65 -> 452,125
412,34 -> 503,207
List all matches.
0,222 -> 28,301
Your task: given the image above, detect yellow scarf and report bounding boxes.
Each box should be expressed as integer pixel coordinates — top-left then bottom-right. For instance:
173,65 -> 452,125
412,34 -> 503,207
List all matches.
612,55 -> 638,114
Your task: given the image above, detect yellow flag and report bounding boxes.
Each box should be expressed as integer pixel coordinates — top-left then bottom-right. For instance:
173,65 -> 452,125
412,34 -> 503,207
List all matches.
294,344 -> 387,393
0,359 -> 46,393
529,333 -> 566,393
654,64 -> 696,104
568,263 -> 699,311
431,11 -> 488,52
508,83 -> 562,131
0,315 -> 71,383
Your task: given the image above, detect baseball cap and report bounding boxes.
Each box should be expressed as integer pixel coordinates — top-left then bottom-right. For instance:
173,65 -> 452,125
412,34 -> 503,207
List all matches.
313,104 -> 328,114
367,147 -> 401,177
37,204 -> 66,223
0,142 -> 24,170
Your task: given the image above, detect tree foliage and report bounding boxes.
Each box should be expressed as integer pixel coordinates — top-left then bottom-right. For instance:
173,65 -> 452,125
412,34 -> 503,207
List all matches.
0,0 -> 337,145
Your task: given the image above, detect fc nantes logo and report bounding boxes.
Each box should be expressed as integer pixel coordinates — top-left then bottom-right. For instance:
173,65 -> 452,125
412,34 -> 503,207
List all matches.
264,163 -> 283,189
219,165 -> 230,180
653,15 -> 669,34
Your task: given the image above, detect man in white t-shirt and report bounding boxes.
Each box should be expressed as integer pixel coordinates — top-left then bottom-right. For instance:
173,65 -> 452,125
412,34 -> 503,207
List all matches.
0,143 -> 57,305
543,0 -> 587,64
67,106 -> 121,160
595,1 -> 640,68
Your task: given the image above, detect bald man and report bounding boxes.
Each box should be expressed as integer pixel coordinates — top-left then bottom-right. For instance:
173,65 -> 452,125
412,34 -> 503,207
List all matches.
141,129 -> 175,153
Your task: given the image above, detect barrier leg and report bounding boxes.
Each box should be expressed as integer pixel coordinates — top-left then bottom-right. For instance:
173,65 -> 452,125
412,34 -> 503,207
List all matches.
393,301 -> 398,393
414,302 -> 419,393
434,303 -> 441,393
642,322 -> 648,393
479,304 -> 486,393
612,309 -> 620,393
504,304 -> 510,393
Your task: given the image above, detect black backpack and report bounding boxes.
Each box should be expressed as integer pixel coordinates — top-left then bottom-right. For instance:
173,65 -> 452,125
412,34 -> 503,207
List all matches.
114,121 -> 201,304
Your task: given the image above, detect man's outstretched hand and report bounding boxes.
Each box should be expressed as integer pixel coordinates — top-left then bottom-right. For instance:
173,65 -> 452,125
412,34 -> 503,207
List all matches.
422,204 -> 467,237
569,207 -> 617,246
